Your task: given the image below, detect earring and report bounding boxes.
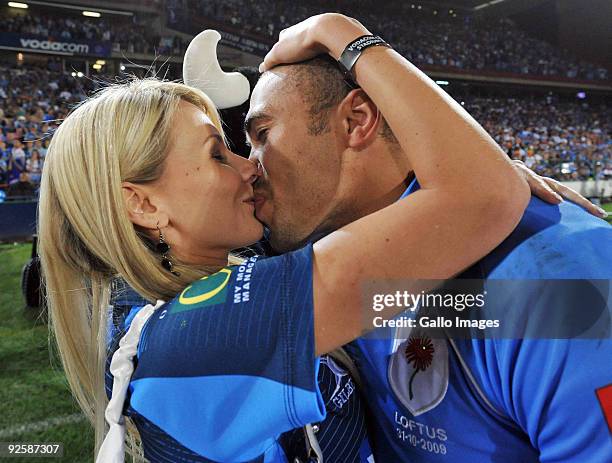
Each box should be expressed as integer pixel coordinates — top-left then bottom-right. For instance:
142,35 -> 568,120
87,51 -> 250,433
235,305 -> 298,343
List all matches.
156,224 -> 180,277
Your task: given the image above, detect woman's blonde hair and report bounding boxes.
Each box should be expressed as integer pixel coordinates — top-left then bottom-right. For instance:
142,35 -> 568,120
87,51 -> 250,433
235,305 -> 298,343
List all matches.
38,78 -> 241,461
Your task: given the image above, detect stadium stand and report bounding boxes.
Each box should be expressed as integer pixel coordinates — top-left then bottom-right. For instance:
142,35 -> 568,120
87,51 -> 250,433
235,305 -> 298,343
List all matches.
464,95 -> 611,181
188,0 -> 609,81
0,61 -> 94,193
0,2 -> 610,200
2,5 -> 189,57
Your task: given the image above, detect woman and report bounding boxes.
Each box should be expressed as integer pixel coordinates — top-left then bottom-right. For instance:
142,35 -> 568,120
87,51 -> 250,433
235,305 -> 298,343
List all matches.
39,13 -> 529,463
26,148 -> 43,183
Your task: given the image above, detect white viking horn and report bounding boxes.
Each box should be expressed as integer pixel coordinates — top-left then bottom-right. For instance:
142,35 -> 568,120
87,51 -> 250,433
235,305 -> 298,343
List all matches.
183,30 -> 251,109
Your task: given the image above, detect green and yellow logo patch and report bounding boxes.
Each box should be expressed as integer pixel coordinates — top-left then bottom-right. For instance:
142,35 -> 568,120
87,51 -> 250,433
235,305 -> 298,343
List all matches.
170,268 -> 232,314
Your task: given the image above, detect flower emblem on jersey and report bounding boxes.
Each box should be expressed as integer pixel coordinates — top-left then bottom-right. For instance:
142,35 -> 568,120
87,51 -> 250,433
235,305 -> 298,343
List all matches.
405,335 -> 435,400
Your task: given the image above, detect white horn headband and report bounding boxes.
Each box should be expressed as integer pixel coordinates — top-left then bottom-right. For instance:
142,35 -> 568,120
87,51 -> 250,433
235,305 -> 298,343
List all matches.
183,30 -> 251,110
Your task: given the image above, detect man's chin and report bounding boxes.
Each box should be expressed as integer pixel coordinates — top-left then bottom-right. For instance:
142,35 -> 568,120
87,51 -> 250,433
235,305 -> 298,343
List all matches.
254,199 -> 273,226
254,210 -> 270,227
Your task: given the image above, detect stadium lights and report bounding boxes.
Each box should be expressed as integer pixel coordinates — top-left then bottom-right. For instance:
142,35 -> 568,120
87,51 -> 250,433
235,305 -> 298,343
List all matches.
8,2 -> 29,8
92,64 -> 102,70
120,65 -> 126,71
435,80 -> 449,86
96,60 -> 106,65
77,71 -> 83,77
83,11 -> 101,17
22,0 -> 132,16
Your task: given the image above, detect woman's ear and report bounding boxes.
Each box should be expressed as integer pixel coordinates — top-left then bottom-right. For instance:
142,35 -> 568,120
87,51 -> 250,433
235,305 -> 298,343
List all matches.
339,89 -> 383,150
121,182 -> 168,230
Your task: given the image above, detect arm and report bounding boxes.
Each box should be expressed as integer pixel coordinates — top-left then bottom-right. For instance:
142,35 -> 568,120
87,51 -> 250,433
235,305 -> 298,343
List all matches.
260,13 -> 530,355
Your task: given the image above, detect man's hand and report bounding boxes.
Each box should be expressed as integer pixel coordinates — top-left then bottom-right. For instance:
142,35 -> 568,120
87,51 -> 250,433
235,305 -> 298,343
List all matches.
512,160 -> 607,218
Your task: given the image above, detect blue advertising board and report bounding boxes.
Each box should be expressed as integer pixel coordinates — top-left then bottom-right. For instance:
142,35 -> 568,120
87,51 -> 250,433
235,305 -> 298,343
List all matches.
0,32 -> 112,57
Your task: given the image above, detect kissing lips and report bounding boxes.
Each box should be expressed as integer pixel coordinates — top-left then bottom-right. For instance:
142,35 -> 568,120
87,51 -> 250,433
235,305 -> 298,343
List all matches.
253,194 -> 268,220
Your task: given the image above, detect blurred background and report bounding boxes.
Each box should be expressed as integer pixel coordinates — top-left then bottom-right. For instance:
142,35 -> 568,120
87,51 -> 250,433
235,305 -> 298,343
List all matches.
0,0 -> 609,461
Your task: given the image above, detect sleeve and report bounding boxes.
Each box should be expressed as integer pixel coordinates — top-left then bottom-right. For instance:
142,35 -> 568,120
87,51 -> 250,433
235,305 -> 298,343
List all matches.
489,337 -> 612,463
480,278 -> 612,463
126,244 -> 326,462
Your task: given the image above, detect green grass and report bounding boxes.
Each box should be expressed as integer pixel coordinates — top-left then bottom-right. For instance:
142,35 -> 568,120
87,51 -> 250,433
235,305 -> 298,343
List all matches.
602,202 -> 612,223
0,243 -> 94,462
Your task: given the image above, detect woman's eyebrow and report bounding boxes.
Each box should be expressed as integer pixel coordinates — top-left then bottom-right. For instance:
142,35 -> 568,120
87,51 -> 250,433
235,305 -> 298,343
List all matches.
204,133 -> 223,145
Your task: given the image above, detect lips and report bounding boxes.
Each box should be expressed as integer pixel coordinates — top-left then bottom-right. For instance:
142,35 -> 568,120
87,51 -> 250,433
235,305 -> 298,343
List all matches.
253,194 -> 267,218
242,196 -> 256,207
253,194 -> 266,208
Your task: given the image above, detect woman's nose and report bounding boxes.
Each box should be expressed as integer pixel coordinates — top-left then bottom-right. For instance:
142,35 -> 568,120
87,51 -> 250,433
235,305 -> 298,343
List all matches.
240,157 -> 260,184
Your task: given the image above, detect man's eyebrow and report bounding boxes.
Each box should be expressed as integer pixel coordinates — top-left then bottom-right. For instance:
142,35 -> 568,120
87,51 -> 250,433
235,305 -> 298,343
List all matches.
244,112 -> 272,136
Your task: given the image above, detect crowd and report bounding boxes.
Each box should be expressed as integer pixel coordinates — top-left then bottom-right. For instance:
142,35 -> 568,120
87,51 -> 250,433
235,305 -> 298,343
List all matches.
2,10 -> 188,56
191,0 -> 609,81
4,3 -> 609,82
0,62 -> 96,199
464,96 -> 611,181
0,61 -> 609,200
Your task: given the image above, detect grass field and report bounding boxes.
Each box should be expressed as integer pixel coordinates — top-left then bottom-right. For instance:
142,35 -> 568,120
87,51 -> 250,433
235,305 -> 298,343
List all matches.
1,202 -> 611,462
0,242 -> 94,462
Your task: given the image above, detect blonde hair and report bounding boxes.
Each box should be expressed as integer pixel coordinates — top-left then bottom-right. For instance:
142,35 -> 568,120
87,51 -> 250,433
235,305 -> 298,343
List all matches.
38,78 -> 241,461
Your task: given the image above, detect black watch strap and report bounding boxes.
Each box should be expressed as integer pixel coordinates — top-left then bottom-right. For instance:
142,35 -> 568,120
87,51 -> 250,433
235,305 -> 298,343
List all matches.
337,35 -> 390,82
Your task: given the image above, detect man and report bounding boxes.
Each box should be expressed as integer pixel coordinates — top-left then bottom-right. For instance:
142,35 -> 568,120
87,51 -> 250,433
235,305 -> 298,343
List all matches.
245,55 -> 612,462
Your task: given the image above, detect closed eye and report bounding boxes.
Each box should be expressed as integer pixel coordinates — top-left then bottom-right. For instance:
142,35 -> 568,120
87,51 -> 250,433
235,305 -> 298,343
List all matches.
212,150 -> 227,163
256,128 -> 268,143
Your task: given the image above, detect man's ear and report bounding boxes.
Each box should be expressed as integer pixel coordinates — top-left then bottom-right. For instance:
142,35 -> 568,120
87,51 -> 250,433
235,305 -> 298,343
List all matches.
121,182 -> 168,230
339,89 -> 383,150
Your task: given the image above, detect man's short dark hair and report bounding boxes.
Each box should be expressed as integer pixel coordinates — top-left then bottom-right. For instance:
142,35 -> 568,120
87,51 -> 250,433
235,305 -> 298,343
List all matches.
280,55 -> 398,144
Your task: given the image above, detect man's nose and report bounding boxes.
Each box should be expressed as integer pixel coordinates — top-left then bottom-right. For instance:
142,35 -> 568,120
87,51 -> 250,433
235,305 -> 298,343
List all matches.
247,149 -> 259,163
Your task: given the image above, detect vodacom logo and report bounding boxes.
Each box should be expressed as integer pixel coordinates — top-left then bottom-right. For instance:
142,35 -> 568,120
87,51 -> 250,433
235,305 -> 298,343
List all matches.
20,38 -> 89,54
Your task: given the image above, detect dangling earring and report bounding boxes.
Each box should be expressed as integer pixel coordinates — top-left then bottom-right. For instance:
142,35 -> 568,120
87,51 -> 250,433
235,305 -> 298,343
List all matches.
156,224 -> 180,277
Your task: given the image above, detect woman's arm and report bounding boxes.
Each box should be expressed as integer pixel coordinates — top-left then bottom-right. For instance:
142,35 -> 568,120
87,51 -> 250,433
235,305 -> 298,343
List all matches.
261,14 -> 530,355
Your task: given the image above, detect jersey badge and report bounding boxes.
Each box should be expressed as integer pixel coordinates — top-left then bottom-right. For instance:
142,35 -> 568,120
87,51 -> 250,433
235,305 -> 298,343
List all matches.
388,328 -> 449,416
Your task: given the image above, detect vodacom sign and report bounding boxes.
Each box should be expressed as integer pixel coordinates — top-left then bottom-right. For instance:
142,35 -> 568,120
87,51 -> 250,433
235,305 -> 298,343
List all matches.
19,38 -> 89,54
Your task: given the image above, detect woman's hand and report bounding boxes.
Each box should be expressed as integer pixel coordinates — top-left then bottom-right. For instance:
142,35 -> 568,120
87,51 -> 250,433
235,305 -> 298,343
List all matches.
259,13 -> 369,72
513,160 -> 608,218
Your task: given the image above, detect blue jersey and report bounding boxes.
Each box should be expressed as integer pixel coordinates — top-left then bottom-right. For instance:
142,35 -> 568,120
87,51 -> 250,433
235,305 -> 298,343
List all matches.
346,179 -> 612,462
105,245 -> 373,462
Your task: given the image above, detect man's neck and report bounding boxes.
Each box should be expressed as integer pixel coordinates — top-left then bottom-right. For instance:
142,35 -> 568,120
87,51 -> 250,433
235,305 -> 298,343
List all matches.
348,142 -> 414,219
357,171 -> 415,217
305,171 -> 414,246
